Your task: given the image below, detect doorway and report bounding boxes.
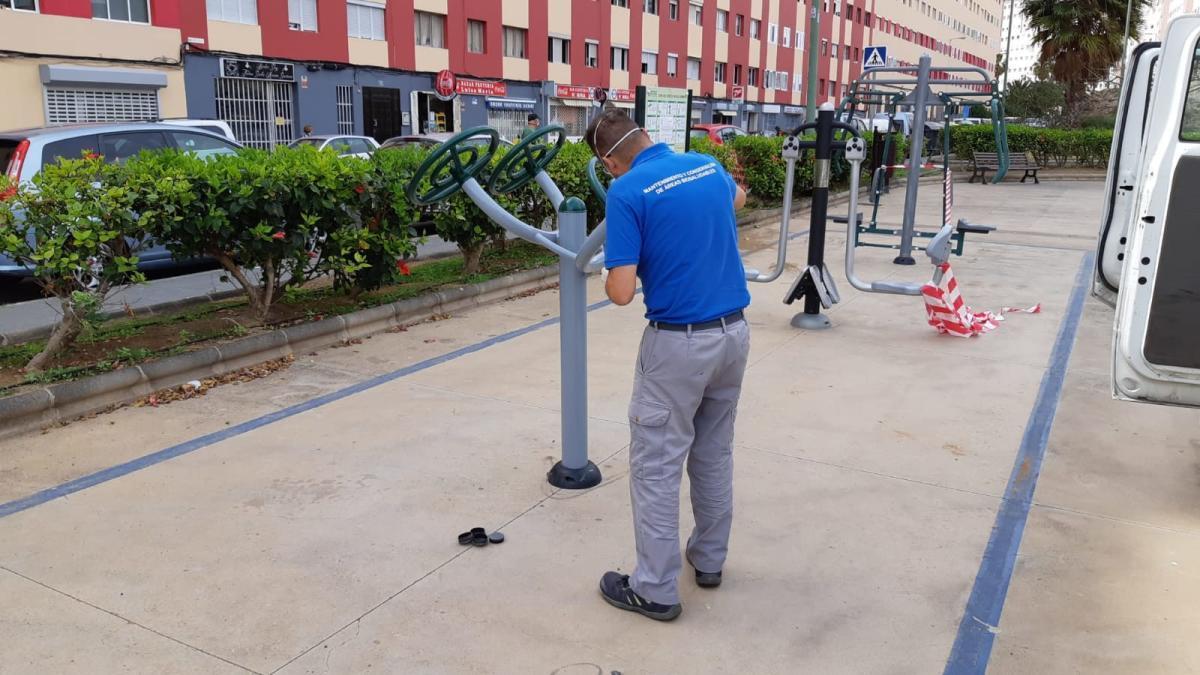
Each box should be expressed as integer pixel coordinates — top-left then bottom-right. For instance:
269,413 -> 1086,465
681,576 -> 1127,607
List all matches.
362,86 -> 403,143
415,92 -> 456,134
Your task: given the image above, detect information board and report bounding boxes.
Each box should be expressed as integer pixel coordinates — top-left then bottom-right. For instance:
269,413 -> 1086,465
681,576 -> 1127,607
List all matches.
635,85 -> 693,153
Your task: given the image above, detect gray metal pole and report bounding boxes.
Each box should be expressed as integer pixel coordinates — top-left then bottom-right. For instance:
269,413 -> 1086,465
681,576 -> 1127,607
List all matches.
547,196 -> 602,490
805,2 -> 821,124
1120,0 -> 1135,85
896,54 -> 932,266
1003,0 -> 1015,92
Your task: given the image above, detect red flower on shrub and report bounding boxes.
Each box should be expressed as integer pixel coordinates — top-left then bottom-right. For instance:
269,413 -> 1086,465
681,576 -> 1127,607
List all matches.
396,260 -> 411,276
354,185 -> 365,194
272,231 -> 286,240
84,151 -> 100,160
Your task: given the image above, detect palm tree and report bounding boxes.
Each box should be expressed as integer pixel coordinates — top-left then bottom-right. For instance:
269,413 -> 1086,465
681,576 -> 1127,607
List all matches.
1021,0 -> 1151,123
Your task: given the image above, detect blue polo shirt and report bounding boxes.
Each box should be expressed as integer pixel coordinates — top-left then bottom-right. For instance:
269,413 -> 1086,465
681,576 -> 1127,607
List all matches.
604,143 -> 750,324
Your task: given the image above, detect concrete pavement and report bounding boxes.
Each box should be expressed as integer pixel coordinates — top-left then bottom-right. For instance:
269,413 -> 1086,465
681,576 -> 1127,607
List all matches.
1,181 -> 1197,674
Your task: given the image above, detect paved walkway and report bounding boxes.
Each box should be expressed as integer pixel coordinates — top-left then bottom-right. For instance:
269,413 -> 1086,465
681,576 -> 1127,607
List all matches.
1,182 -> 1197,674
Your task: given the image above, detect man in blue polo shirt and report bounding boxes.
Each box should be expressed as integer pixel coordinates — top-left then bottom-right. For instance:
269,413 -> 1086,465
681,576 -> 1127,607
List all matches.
586,109 -> 750,621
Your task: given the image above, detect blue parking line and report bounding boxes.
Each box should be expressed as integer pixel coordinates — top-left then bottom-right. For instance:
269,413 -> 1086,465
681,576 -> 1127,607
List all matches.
943,252 -> 1095,674
0,297 -> 619,520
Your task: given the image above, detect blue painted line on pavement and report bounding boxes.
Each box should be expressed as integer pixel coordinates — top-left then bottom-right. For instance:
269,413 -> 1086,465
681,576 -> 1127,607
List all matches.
0,296 -> 619,520
943,251 -> 1095,675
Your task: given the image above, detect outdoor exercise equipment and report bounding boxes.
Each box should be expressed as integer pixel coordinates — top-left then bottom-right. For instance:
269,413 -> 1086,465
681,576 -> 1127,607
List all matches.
406,125 -> 606,490
777,103 -> 983,329
836,55 -> 1002,264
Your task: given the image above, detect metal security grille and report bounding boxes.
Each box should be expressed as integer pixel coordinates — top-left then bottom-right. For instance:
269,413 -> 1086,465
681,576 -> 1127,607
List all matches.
550,104 -> 589,137
487,109 -> 528,143
214,78 -> 295,150
336,85 -> 355,135
44,87 -> 160,125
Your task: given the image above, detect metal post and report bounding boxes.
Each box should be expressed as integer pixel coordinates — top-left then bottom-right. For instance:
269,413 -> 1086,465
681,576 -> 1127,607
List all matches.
546,196 -> 602,490
895,55 -> 932,266
805,2 -> 822,123
787,105 -> 837,330
1002,0 -> 1015,92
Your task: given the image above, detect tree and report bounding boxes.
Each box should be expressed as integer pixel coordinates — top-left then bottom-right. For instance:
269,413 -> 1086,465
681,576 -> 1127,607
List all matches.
1022,0 -> 1151,123
0,156 -> 147,371
1004,78 -> 1066,120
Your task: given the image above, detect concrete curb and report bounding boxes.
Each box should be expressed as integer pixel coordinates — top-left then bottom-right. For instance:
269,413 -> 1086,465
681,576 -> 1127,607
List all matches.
0,265 -> 559,439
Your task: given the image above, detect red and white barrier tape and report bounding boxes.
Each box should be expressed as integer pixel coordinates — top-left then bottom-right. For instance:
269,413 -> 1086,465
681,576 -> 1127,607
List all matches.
920,263 -> 1040,337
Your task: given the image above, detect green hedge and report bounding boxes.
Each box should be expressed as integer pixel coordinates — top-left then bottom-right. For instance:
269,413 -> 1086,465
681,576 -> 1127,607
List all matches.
951,125 -> 1114,168
691,132 -> 901,205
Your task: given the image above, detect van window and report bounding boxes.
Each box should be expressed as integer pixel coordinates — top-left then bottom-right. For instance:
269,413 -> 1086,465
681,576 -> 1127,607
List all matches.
167,130 -> 238,159
99,132 -> 169,163
1179,45 -> 1200,141
42,135 -> 102,166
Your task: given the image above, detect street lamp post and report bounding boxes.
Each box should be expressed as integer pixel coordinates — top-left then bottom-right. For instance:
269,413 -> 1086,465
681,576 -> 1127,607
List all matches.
1003,0 -> 1016,92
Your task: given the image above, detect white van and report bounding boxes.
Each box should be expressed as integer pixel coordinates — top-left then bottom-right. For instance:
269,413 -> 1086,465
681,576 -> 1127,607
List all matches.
1095,17 -> 1200,407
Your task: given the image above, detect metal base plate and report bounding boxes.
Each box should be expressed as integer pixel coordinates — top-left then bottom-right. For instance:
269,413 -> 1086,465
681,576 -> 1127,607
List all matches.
893,256 -> 917,266
547,460 -> 602,490
791,312 -> 833,330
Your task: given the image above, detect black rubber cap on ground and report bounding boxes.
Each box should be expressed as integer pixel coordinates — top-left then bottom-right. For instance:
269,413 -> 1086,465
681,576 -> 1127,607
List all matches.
457,531 -> 473,546
488,531 -> 505,544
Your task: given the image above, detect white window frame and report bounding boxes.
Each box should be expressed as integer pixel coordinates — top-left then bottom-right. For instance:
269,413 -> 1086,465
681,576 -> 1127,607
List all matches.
467,18 -> 486,54
346,1 -> 384,40
768,23 -> 778,44
641,50 -> 658,75
714,61 -> 726,83
794,73 -> 803,92
550,36 -> 572,64
93,0 -> 151,23
782,26 -> 790,47
288,0 -> 317,32
778,71 -> 789,91
668,0 -> 678,20
716,9 -> 728,32
206,0 -> 257,24
735,13 -> 743,36
750,18 -> 760,39
503,26 -> 527,58
585,40 -> 599,67
611,45 -> 629,72
689,1 -> 702,26
643,0 -> 658,14
686,57 -> 701,80
666,53 -> 679,77
414,11 -> 446,48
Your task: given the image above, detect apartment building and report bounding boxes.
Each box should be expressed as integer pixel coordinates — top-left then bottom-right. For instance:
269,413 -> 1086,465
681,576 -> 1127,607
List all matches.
1,0 -> 1003,144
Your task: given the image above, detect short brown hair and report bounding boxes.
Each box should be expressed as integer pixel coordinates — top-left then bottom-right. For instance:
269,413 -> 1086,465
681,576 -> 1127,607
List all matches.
585,109 -> 640,159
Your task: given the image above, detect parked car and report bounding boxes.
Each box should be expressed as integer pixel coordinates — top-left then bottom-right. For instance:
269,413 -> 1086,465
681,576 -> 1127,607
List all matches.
379,132 -> 515,150
153,118 -> 238,142
289,134 -> 379,158
689,124 -> 748,145
0,123 -> 243,278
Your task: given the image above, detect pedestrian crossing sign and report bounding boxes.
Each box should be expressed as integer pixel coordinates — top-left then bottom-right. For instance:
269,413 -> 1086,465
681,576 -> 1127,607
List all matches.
864,46 -> 888,69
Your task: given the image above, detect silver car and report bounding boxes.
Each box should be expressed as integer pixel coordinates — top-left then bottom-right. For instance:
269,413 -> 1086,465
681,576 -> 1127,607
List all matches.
288,134 -> 379,158
0,122 -> 242,277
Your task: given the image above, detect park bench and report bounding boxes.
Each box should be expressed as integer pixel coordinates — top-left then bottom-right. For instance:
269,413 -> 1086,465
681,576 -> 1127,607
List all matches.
970,151 -> 1041,184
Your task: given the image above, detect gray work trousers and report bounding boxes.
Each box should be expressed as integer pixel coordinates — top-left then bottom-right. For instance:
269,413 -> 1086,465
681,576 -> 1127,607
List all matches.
626,318 -> 750,605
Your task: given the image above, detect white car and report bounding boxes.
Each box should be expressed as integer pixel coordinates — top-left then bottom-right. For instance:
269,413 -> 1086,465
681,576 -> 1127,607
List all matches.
154,118 -> 237,142
289,135 -> 379,159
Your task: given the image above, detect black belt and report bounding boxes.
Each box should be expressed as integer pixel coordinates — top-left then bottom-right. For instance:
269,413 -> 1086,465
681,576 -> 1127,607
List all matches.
650,310 -> 745,332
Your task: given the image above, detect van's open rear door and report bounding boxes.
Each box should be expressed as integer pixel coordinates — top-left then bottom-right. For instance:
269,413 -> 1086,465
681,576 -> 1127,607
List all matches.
1112,18 -> 1200,407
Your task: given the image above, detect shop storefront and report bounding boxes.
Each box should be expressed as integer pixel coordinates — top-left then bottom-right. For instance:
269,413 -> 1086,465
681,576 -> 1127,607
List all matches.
547,85 -> 636,137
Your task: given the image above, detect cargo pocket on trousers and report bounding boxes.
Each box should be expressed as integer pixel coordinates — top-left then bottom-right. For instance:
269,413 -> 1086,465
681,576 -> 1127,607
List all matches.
629,399 -> 671,481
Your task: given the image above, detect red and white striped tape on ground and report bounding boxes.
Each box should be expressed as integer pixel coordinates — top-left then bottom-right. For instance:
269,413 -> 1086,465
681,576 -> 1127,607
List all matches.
920,263 -> 1041,337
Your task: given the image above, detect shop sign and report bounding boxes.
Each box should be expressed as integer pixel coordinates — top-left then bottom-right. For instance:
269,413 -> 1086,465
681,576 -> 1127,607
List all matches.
434,69 -> 457,100
220,58 -> 294,82
555,84 -> 593,99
